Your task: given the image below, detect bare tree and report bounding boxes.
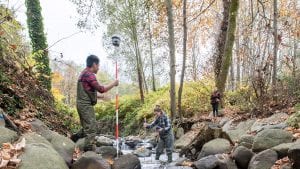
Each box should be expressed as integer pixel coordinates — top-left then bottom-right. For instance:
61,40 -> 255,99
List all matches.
165,0 -> 176,120
178,0 -> 187,121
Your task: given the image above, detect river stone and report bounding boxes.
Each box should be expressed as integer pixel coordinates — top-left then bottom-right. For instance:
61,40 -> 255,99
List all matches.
20,132 -> 51,146
281,163 -> 292,169
19,143 -> 68,169
288,141 -> 300,169
175,125 -> 205,149
248,149 -> 278,169
197,138 -> 231,159
219,117 -> 230,127
125,136 -> 142,149
95,136 -> 114,146
75,138 -> 85,150
176,127 -> 184,139
250,113 -> 289,133
112,154 -> 141,169
0,126 -> 18,146
71,151 -> 110,169
193,154 -> 237,169
41,130 -> 75,166
222,120 -> 234,132
226,120 -> 255,142
252,129 -> 293,152
95,146 -> 117,159
271,142 -> 294,158
133,147 -> 152,157
29,118 -> 49,135
232,146 -> 254,169
193,155 -> 220,169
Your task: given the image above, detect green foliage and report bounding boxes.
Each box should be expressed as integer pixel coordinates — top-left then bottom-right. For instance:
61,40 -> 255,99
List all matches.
94,79 -> 215,136
225,85 -> 255,111
54,100 -> 80,132
25,0 -> 51,90
286,110 -> 300,128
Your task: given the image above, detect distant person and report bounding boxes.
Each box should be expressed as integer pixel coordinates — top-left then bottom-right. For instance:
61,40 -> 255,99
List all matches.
211,89 -> 221,117
143,105 -> 174,163
77,55 -> 118,151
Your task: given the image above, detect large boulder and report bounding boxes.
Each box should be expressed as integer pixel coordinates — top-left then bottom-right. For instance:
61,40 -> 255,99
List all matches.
19,143 -> 68,169
41,130 -> 75,166
197,138 -> 232,159
124,136 -> 142,149
193,154 -> 237,169
271,143 -> 294,158
144,133 -> 158,148
250,113 -> 289,133
179,123 -> 233,160
112,154 -> 141,169
20,133 -> 51,146
0,126 -> 18,146
29,119 -> 49,135
238,134 -> 254,149
252,129 -> 293,152
232,146 -> 254,169
71,151 -> 111,169
95,136 -> 114,146
225,120 -> 255,142
75,138 -> 85,151
193,155 -> 220,169
175,127 -> 185,139
95,146 -> 117,159
175,123 -> 206,149
133,147 -> 152,157
248,149 -> 278,169
288,141 -> 300,169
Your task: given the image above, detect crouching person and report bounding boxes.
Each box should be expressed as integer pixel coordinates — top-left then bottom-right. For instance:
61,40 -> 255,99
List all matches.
143,106 -> 174,163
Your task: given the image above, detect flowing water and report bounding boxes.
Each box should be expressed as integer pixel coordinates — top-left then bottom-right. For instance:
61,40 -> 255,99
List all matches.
119,139 -> 193,169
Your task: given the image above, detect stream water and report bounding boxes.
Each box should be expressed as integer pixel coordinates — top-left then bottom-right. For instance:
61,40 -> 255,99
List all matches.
119,140 -> 193,169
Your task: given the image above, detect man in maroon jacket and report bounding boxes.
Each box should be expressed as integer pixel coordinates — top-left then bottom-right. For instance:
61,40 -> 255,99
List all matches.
77,55 -> 118,151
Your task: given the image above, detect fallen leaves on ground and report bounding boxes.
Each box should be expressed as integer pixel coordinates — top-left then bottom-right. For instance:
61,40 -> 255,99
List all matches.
271,157 -> 291,169
285,127 -> 300,139
72,147 -> 81,162
0,138 -> 25,169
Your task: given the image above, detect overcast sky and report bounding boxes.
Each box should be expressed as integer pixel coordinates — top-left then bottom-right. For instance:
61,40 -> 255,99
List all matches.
9,0 -> 112,71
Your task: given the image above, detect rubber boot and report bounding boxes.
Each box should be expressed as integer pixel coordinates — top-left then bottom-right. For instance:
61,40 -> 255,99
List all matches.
155,154 -> 160,160
167,153 -> 172,163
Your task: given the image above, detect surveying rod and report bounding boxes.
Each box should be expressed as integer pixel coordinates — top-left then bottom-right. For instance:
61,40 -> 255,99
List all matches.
112,35 -> 121,157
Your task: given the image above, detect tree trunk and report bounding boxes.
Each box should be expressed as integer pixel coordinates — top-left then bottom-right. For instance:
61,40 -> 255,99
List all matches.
25,0 -> 51,90
192,39 -> 198,81
292,21 -> 297,78
147,6 -> 156,91
178,0 -> 187,121
216,0 -> 239,96
272,0 -> 278,90
135,42 -> 145,103
128,2 -> 145,103
236,22 -> 240,87
230,58 -> 235,91
166,0 -> 176,121
214,0 -> 231,85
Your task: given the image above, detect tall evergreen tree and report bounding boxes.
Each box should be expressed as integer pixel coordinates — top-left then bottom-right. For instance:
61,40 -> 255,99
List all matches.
25,0 -> 51,90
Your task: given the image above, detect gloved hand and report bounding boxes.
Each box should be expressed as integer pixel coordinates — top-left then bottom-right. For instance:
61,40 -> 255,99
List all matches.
158,128 -> 165,135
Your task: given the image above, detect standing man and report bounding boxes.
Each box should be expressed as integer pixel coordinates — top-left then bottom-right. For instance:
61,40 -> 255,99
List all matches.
77,55 -> 118,151
210,89 -> 221,117
144,105 -> 174,163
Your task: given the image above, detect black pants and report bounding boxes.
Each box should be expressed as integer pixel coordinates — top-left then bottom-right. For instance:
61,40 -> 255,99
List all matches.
212,103 -> 219,117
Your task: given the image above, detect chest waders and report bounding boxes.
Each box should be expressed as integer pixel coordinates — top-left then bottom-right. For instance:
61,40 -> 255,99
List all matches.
76,81 -> 97,151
